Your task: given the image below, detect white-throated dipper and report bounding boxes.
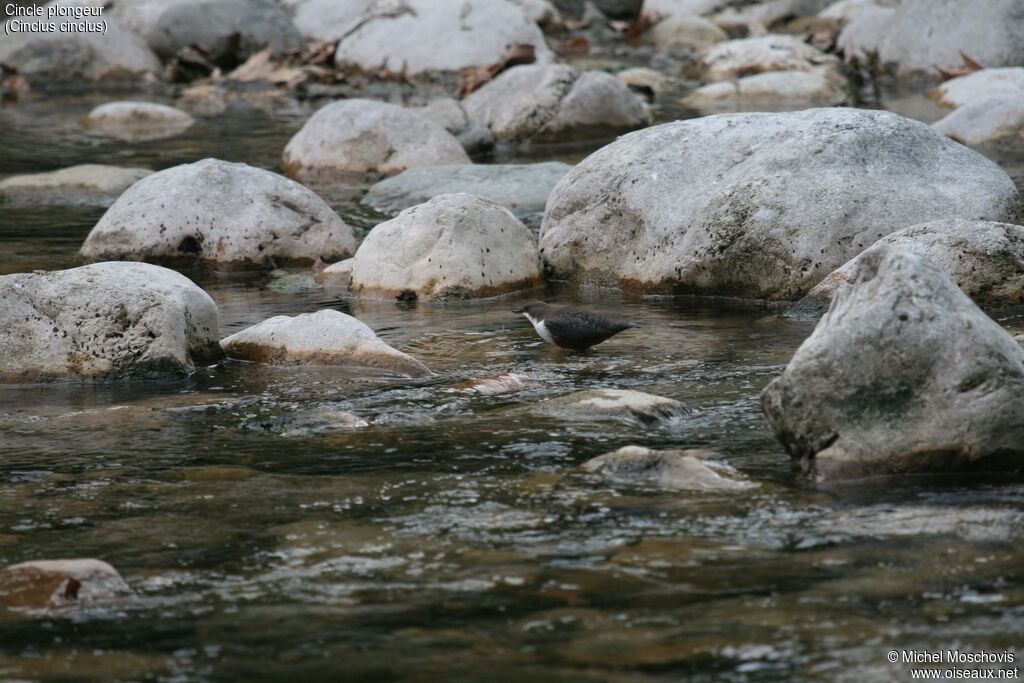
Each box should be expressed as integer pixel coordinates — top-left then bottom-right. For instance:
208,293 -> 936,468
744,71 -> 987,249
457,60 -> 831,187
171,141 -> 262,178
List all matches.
513,301 -> 639,351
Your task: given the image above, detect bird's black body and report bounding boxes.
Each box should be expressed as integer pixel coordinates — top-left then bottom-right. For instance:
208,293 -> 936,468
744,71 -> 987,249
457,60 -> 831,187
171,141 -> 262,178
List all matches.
513,301 -> 639,351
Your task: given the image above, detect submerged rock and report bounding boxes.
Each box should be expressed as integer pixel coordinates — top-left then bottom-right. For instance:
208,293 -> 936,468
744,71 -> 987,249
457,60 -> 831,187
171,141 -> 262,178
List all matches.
0,165 -> 152,208
837,0 -> 1024,77
220,309 -> 432,377
82,101 -> 195,141
526,389 -> 689,425
762,246 -> 1024,481
293,0 -> 552,74
446,372 -> 540,395
349,193 -> 541,301
790,219 -> 1024,315
932,95 -> 1024,146
581,445 -> 756,492
410,98 -> 495,155
148,0 -> 302,66
80,158 -> 354,272
932,67 -> 1024,109
681,70 -> 847,108
0,262 -> 221,383
462,64 -> 651,143
0,559 -> 132,614
282,99 -> 470,179
363,162 -> 572,226
699,35 -> 841,82
539,108 -> 1021,299
0,16 -> 160,86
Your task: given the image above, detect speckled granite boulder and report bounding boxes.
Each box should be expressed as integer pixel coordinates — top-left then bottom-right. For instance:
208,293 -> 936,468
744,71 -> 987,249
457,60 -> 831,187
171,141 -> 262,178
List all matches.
80,159 -> 354,271
0,262 -> 221,383
349,194 -> 541,301
763,246 -> 1024,481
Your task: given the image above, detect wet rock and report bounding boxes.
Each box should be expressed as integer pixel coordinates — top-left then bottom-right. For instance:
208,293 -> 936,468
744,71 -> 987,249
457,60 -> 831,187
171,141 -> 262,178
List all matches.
581,445 -> 757,492
0,164 -> 152,208
314,258 -> 354,288
349,193 -> 541,301
591,0 -> 643,20
282,99 -> 470,179
539,108 -> 1021,299
932,95 -> 1024,146
616,67 -> 671,97
279,407 -> 369,437
837,0 -> 1024,77
446,372 -> 540,395
681,69 -> 846,107
363,162 -> 572,227
293,0 -> 552,74
0,15 -> 160,86
647,15 -> 727,50
762,246 -> 1024,481
410,98 -> 495,155
526,389 -> 689,424
0,262 -> 221,383
220,309 -> 432,377
0,559 -> 131,614
80,158 -> 354,272
642,0 -> 729,21
462,64 -> 651,143
833,0 -> 892,62
699,35 -> 842,82
790,220 -> 1024,316
148,0 -> 302,67
932,68 -> 1024,109
82,101 -> 195,141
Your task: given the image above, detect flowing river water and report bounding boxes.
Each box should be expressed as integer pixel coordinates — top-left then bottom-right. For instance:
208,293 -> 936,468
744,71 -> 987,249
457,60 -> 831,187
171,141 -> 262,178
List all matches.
1,87 -> 1023,681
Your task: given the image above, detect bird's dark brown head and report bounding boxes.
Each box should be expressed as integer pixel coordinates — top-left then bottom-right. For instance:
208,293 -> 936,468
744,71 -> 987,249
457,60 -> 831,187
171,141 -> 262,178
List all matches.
512,301 -> 549,318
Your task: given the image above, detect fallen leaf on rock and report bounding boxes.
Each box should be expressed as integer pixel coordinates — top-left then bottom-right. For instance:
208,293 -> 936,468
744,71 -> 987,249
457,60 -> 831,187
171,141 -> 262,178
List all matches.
936,51 -> 984,80
458,43 -> 536,96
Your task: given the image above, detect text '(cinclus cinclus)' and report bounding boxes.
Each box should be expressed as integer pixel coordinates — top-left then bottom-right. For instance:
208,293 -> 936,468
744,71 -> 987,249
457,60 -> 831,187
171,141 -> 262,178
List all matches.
513,301 -> 640,351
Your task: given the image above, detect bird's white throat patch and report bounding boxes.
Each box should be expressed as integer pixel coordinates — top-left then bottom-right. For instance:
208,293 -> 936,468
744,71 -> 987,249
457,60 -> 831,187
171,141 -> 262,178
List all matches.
522,312 -> 555,345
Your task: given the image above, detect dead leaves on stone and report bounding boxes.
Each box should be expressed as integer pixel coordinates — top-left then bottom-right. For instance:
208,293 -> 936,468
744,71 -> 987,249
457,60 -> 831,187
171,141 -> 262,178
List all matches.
936,51 -> 984,81
457,43 -> 537,96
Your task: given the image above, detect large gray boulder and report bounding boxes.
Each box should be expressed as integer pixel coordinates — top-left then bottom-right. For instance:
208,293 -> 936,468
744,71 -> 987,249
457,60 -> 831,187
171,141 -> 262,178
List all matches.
349,193 -> 541,301
147,0 -> 302,66
462,64 -> 652,143
932,95 -> 1024,146
282,99 -> 470,179
221,309 -> 432,377
762,246 -> 1024,481
837,0 -> 1024,77
790,219 -> 1024,316
0,165 -> 152,207
539,108 -> 1021,299
363,162 -> 572,226
292,0 -> 552,74
0,15 -> 160,86
0,262 -> 221,383
80,159 -> 354,272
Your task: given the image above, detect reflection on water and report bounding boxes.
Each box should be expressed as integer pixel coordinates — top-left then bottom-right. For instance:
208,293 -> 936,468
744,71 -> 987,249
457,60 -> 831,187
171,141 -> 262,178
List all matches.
1,90 -> 1023,681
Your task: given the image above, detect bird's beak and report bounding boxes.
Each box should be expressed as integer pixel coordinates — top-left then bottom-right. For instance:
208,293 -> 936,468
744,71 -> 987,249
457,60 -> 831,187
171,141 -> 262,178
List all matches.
511,306 -> 525,314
